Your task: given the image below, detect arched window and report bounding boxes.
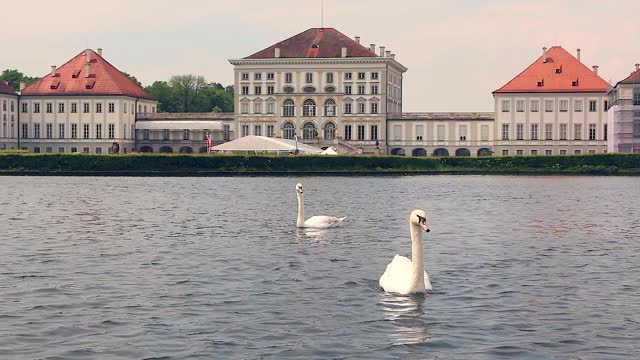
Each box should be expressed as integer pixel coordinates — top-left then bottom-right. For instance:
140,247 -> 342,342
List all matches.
303,122 -> 317,140
324,99 -> 336,116
283,99 -> 295,117
283,122 -> 295,140
303,99 -> 317,117
324,122 -> 336,140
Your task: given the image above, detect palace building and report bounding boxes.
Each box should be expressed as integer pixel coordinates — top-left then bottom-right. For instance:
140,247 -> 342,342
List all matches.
607,64 -> 640,153
19,49 -> 157,154
0,81 -> 18,150
229,28 -> 407,154
493,46 -> 611,156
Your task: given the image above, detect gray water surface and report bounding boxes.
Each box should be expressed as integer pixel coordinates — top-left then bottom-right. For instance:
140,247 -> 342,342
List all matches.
1,176 -> 639,359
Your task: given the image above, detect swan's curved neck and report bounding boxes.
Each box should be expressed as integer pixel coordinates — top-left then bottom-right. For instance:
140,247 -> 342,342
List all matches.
296,192 -> 304,227
410,222 -> 426,292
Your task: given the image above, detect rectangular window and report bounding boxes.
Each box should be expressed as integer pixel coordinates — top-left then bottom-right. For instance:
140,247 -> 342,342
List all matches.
241,73 -> 249,81
530,100 -> 539,112
517,149 -> 524,155
516,100 -> 525,112
34,103 -> 40,113
394,125 -> 402,141
223,125 -> 230,141
633,92 -> 640,106
241,103 -> 249,114
502,124 -> 509,140
266,125 -> 274,137
502,149 -> 509,156
83,147 -> 90,154
357,125 -> 365,140
516,123 -> 524,140
96,103 -> 102,113
108,103 -> 115,113
545,124 -> 553,140
344,125 -> 352,140
58,147 -> 65,153
371,125 -> 378,140
267,86 -> 274,95
589,149 -> 596,154
96,124 -> 102,139
358,72 -> 365,80
46,123 -> 53,138
254,125 -> 262,136
589,124 -> 596,140
415,125 -> 424,140
33,147 -> 40,153
34,124 -> 40,139
560,149 -> 567,155
371,103 -> 379,114
124,103 -> 128,113
531,124 -> 539,140
305,73 -> 313,83
1,100 -> 5,111
634,112 -> 640,137
254,86 -> 262,95
241,86 -> 249,95
575,124 -> 582,140
83,103 -> 90,113
604,124 -> 608,141
143,129 -> 150,140
21,103 -> 28,113
531,149 -> 538,156
371,85 -> 379,95
71,124 -> 77,139
59,124 -> 65,139
344,72 -> 352,80
254,73 -> 261,81
358,103 -> 366,114
481,125 -> 489,141
459,125 -> 467,141
545,149 -> 552,156
604,100 -> 609,111
267,73 -> 274,80
71,147 -> 78,153
560,124 -> 567,140
575,149 -> 582,155
544,100 -> 554,112
345,85 -> 352,95
58,103 -> 65,113
267,102 -> 275,114
589,100 -> 597,112
95,147 -> 102,155
83,124 -> 90,138
241,125 -> 249,137
182,129 -> 189,140
45,147 -> 53,153
108,124 -> 115,139
326,73 -> 334,83
285,73 -> 293,83
21,123 -> 28,138
574,100 -> 583,112
437,125 -> 445,141
371,72 -> 379,80
46,103 -> 52,113
163,129 -> 170,140
501,100 -> 510,112
10,101 -> 14,112
358,85 -> 365,95
71,103 -> 77,113
559,100 -> 568,112
254,102 -> 262,114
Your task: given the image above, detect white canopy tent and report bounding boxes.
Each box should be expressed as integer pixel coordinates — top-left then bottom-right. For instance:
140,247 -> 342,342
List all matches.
211,135 -> 323,154
321,147 -> 338,155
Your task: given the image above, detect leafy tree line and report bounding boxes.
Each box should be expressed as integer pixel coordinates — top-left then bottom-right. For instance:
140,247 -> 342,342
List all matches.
1,69 -> 234,113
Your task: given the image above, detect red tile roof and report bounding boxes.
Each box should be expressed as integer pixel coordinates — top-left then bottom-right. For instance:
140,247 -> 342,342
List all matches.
0,81 -> 17,96
618,68 -> 640,85
245,28 -> 378,59
21,49 -> 154,100
494,46 -> 610,94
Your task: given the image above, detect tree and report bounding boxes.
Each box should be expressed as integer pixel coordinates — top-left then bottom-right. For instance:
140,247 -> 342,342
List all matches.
0,69 -> 38,90
145,81 -> 180,112
121,71 -> 142,87
169,74 -> 207,112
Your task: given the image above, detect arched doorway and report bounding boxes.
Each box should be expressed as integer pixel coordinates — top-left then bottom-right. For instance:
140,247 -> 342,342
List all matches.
455,148 -> 471,157
412,148 -> 427,157
179,146 -> 193,154
140,146 -> 153,153
303,122 -> 317,140
159,146 -> 173,153
391,148 -> 406,156
477,148 -> 492,157
433,148 -> 449,157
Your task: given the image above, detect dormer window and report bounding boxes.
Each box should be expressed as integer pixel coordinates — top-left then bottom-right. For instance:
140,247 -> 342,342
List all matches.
555,65 -> 562,74
572,79 -> 579,86
72,70 -> 81,78
537,80 -> 544,87
85,80 -> 95,89
50,81 -> 60,89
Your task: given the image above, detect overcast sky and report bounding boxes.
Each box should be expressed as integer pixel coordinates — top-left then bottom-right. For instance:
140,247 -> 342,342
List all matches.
3,0 -> 639,111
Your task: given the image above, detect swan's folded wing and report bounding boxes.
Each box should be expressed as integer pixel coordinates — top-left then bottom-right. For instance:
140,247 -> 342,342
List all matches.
379,255 -> 413,293
304,215 -> 346,228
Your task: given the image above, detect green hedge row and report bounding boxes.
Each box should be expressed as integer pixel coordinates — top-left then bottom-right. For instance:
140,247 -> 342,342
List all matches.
0,153 -> 639,174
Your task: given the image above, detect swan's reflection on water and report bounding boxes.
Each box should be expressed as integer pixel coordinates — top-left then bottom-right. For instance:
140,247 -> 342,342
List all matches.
294,228 -> 335,244
379,293 -> 432,346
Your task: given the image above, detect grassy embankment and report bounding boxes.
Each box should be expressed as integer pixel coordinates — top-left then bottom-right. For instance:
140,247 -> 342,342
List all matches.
0,152 -> 639,176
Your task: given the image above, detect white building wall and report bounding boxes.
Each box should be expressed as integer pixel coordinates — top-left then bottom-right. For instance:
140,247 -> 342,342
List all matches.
0,94 -> 19,149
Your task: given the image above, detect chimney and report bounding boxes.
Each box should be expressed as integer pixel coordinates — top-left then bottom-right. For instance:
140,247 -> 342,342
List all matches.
85,63 -> 91,78
370,44 -> 376,53
542,47 -> 548,63
592,65 -> 599,75
355,36 -> 360,44
636,63 -> 640,72
19,82 -> 26,91
274,48 -> 280,58
385,50 -> 391,58
577,48 -> 581,62
86,50 -> 91,63
341,47 -> 347,58
379,46 -> 386,57
390,53 -> 396,60
50,65 -> 57,77
97,48 -> 103,56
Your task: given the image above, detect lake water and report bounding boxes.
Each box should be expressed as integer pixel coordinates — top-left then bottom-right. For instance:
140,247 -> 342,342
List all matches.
1,175 -> 639,359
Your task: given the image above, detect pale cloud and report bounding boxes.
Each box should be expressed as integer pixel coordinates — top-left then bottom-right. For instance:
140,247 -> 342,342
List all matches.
3,0 -> 639,111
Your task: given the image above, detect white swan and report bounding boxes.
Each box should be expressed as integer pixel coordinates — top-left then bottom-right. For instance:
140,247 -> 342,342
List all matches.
379,209 -> 432,294
296,183 -> 346,228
